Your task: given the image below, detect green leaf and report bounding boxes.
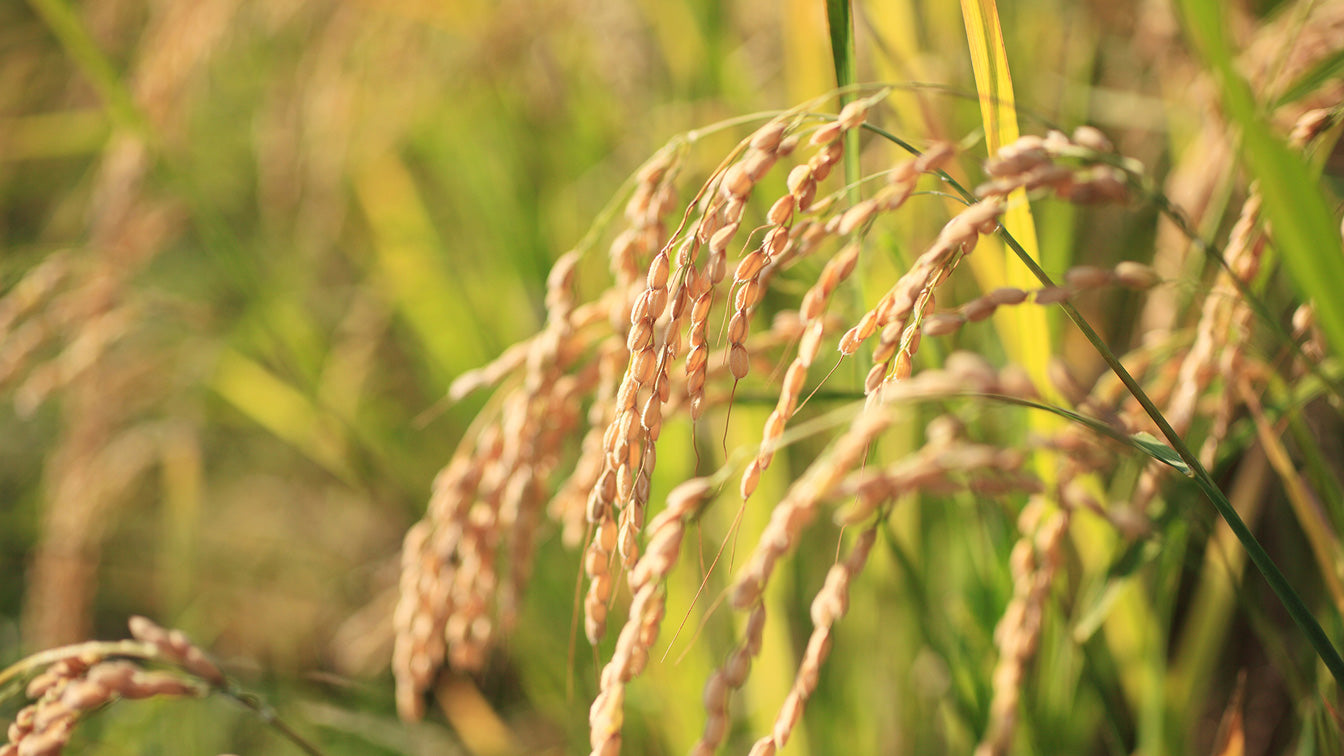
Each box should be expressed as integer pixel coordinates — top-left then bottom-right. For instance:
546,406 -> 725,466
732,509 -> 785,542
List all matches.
1273,46 -> 1344,109
824,0 -> 861,201
1129,432 -> 1188,474
824,0 -> 855,92
959,0 -> 1055,413
1071,548 -> 1152,642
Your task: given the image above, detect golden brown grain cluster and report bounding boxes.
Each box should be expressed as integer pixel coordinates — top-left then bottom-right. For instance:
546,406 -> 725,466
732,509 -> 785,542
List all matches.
390,88 -> 1328,754
1,618 -> 221,756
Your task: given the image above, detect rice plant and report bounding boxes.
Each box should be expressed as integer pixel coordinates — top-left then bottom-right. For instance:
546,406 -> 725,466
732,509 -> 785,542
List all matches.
3,1 -> 1343,755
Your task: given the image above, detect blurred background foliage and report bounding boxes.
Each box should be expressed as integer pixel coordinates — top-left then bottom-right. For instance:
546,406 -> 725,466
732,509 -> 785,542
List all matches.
1,0 -> 1341,754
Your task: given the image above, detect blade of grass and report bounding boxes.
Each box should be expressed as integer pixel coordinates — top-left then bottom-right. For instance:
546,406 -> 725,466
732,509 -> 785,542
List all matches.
1140,523 -> 1188,756
824,0 -> 855,98
825,0 -> 861,202
212,349 -> 354,482
1273,46 -> 1344,109
880,523 -> 987,731
959,0 -> 1053,391
353,154 -> 492,383
1073,530 -> 1167,643
1078,631 -> 1138,753
24,0 -> 148,137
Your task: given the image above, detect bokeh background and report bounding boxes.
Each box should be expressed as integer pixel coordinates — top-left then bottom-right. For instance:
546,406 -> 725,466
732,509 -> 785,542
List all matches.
3,0 -> 1340,754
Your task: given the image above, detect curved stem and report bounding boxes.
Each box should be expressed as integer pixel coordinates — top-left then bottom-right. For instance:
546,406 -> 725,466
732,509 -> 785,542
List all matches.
223,687 -> 329,756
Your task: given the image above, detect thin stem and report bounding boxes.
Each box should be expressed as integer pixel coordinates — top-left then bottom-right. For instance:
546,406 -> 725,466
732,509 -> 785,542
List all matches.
223,687 -> 329,756
824,0 -> 861,203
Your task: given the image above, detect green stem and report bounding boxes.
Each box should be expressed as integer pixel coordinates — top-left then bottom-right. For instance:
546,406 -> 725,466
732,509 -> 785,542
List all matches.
224,687 -> 329,756
824,0 -> 862,203
24,0 -> 150,137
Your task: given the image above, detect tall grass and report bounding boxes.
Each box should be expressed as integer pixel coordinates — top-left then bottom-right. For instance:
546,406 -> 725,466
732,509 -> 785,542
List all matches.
3,1 -> 1343,755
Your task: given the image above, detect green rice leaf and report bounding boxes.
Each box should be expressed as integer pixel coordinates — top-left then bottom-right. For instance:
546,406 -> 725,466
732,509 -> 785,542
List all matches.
825,0 -> 861,199
1273,46 -> 1344,109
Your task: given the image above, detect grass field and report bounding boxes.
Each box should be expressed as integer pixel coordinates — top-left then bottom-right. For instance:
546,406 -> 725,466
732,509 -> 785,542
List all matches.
3,1 -> 1344,754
